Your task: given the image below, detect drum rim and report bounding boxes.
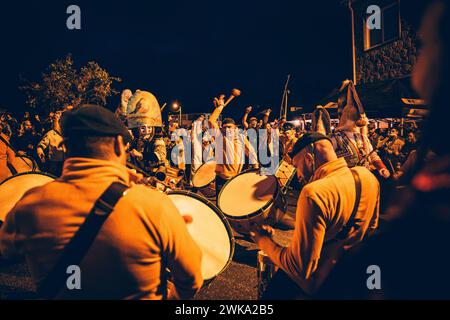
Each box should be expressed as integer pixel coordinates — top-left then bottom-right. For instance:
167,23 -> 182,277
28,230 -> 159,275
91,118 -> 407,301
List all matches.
166,190 -> 235,281
0,171 -> 57,187
217,169 -> 281,221
192,161 -> 217,188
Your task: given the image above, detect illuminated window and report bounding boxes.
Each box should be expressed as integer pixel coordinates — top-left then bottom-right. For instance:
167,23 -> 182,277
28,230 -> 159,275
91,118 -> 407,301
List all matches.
363,1 -> 400,50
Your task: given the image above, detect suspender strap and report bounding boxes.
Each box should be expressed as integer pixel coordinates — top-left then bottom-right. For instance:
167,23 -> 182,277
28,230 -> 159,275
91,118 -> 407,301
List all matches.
324,169 -> 362,246
334,169 -> 362,240
37,181 -> 129,299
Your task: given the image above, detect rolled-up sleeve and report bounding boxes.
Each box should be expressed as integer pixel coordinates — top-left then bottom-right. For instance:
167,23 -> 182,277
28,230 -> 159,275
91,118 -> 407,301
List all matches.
260,191 -> 326,283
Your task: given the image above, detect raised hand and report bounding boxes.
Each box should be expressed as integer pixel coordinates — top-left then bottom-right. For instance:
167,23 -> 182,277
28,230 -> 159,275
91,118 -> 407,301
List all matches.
213,94 -> 226,108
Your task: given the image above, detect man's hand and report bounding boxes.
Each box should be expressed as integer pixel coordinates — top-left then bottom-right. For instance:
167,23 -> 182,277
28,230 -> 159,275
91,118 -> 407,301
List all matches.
249,224 -> 275,247
379,168 -> 391,179
245,106 -> 252,114
182,215 -> 193,224
213,94 -> 226,108
130,149 -> 144,160
37,148 -> 45,163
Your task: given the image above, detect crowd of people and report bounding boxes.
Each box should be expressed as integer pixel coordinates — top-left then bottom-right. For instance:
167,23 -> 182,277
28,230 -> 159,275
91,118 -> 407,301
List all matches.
0,0 -> 449,300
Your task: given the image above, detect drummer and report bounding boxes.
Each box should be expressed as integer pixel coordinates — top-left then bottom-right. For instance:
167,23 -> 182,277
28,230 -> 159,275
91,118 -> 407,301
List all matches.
250,132 -> 380,299
0,105 -> 203,299
208,94 -> 259,196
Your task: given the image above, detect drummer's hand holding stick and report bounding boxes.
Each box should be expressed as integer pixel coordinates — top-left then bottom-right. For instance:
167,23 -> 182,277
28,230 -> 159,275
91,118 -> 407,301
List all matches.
249,224 -> 275,247
37,147 -> 46,163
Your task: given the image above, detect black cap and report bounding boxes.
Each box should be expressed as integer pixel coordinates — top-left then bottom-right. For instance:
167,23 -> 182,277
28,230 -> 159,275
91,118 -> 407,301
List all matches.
222,118 -> 236,126
61,104 -> 132,144
288,132 -> 331,159
283,122 -> 295,131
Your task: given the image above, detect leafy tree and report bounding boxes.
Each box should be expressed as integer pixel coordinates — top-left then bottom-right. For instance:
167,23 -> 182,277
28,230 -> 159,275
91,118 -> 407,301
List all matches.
20,54 -> 121,114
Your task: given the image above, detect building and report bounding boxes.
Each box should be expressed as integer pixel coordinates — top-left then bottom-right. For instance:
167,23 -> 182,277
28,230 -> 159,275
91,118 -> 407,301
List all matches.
346,0 -> 430,118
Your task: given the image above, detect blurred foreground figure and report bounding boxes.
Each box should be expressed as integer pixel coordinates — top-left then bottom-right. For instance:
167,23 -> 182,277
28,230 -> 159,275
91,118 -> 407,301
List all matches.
0,105 -> 202,299
251,133 -> 380,299
318,0 -> 450,299
0,124 -> 16,181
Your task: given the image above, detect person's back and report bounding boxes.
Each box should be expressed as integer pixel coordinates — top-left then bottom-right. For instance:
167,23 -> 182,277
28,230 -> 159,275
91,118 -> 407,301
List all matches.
0,105 -> 203,299
304,160 -> 379,246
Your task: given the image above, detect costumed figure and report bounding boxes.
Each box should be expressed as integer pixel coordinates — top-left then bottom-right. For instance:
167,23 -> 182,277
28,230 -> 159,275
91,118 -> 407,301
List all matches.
313,80 -> 390,179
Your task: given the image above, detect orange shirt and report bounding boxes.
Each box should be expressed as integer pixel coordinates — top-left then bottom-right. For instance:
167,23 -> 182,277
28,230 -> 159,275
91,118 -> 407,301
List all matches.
0,157 -> 203,299
258,158 -> 380,294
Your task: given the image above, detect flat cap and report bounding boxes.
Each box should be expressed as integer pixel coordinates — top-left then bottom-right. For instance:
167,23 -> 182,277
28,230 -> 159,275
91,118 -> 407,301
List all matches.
288,132 -> 331,159
61,104 -> 132,144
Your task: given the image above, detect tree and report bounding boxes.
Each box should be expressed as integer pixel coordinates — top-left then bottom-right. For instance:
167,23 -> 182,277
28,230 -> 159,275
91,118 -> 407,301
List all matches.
20,54 -> 121,114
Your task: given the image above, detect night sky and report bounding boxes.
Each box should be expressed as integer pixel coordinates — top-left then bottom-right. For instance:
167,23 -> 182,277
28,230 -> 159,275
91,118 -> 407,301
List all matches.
0,0 -> 352,119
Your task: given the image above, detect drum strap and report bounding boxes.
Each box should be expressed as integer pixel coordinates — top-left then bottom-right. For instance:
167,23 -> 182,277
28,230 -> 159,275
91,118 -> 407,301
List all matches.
37,181 -> 129,299
324,169 -> 362,246
0,133 -> 16,152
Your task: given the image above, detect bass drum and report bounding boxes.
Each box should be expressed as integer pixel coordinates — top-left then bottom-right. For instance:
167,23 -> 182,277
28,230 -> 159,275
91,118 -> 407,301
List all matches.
167,191 -> 234,282
0,172 -> 55,223
8,155 -> 39,174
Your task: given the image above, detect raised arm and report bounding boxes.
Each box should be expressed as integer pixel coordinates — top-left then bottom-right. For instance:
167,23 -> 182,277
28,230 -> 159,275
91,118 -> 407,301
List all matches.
262,108 -> 272,126
242,106 -> 252,130
208,94 -> 226,129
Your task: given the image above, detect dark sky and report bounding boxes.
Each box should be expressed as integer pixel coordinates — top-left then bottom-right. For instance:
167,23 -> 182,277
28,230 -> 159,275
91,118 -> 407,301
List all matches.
0,0 -> 352,119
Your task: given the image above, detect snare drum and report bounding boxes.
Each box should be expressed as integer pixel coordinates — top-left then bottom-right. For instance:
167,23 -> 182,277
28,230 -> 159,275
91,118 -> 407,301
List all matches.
167,191 -> 234,282
191,161 -> 217,199
0,172 -> 55,223
217,170 -> 286,234
274,159 -> 296,191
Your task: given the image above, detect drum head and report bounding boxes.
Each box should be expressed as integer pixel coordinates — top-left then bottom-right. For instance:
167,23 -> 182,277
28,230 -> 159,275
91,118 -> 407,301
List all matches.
167,191 -> 234,281
192,161 -> 217,188
0,172 -> 55,222
218,171 -> 278,218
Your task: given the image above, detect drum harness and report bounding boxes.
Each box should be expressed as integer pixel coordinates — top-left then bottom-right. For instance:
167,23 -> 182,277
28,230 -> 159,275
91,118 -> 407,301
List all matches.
323,168 -> 363,247
37,181 -> 129,299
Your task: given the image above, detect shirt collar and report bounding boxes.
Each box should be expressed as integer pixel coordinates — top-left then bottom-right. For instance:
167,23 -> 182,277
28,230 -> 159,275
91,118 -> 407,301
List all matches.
311,157 -> 348,181
60,157 -> 130,185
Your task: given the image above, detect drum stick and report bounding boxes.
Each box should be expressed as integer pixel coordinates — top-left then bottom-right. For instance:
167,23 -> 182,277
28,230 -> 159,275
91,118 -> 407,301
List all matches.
223,88 -> 241,108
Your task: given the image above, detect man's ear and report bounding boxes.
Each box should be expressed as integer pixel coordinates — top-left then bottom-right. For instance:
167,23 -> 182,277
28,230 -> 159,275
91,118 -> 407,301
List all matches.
114,135 -> 125,157
304,152 -> 314,170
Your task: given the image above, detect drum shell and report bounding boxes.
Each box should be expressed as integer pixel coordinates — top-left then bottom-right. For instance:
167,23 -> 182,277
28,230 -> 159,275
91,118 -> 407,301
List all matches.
7,155 -> 39,175
0,172 -> 55,223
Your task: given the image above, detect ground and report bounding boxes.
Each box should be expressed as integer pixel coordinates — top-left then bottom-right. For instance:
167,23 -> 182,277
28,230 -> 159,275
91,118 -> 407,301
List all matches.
0,191 -> 297,300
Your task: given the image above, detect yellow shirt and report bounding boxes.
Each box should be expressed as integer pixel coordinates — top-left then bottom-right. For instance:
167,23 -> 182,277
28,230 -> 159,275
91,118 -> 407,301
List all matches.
259,158 -> 380,294
0,157 -> 203,299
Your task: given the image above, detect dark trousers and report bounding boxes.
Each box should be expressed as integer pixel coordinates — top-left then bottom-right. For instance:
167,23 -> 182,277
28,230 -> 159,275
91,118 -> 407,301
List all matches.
260,270 -> 310,300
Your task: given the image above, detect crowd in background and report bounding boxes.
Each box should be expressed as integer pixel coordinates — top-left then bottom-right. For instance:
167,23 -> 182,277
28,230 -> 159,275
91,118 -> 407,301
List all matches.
0,105 -> 423,186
